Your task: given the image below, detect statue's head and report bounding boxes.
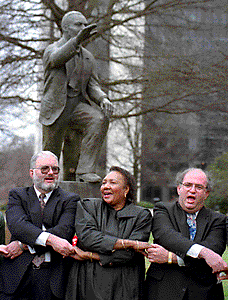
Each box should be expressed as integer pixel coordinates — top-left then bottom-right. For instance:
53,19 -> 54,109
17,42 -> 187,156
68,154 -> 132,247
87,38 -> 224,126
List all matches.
61,11 -> 87,39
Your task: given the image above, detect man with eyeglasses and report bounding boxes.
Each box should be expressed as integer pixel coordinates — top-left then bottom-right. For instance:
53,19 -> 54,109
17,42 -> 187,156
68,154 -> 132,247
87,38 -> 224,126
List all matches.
0,151 -> 81,300
145,168 -> 227,300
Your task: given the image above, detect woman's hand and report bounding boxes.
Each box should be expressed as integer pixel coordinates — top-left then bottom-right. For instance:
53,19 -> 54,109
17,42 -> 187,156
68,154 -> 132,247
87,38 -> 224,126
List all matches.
70,246 -> 89,260
132,241 -> 150,256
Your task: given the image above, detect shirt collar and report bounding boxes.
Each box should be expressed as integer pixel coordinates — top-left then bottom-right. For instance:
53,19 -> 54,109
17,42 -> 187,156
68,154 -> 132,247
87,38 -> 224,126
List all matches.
33,185 -> 53,204
186,211 -> 199,218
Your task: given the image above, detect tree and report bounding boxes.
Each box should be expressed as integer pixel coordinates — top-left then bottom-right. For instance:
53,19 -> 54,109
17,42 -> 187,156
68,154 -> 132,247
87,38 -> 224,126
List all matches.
1,0 -> 228,117
206,152 -> 228,214
1,0 -> 228,192
0,137 -> 34,207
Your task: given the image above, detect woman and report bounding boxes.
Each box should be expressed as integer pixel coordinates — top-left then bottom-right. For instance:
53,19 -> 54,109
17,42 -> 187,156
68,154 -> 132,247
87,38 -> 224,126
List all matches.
66,166 -> 152,300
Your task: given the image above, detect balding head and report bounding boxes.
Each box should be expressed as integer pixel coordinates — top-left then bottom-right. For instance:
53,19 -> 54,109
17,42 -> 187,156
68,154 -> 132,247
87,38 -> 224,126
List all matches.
61,11 -> 87,32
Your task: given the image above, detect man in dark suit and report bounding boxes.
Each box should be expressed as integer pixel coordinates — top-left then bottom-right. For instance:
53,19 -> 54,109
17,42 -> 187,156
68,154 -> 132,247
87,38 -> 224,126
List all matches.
0,151 -> 79,300
145,168 -> 227,300
39,11 -> 113,182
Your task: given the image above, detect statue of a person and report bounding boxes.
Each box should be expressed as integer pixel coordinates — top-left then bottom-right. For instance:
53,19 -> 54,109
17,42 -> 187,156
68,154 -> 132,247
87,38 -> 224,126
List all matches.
39,11 -> 113,182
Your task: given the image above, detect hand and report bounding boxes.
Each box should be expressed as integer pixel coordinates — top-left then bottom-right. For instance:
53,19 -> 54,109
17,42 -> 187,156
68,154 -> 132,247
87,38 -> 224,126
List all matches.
132,241 -> 150,256
75,24 -> 97,46
100,98 -> 114,117
216,269 -> 228,281
147,244 -> 169,263
70,246 -> 90,261
199,247 -> 227,273
46,234 -> 76,257
5,241 -> 23,259
0,245 -> 8,256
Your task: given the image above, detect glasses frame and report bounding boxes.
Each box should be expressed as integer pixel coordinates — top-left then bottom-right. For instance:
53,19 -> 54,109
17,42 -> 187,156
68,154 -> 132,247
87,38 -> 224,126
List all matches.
180,182 -> 207,192
33,166 -> 60,175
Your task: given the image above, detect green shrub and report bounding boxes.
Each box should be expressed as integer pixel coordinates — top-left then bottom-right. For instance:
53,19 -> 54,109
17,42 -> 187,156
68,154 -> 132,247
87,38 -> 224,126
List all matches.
137,201 -> 154,209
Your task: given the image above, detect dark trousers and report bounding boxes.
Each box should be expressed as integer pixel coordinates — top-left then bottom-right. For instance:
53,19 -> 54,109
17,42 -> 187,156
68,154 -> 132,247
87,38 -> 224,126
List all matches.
42,97 -> 109,180
0,264 -> 62,300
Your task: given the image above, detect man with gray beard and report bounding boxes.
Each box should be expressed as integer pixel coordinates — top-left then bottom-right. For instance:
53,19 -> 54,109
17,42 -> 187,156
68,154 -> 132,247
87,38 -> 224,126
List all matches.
0,151 -> 80,300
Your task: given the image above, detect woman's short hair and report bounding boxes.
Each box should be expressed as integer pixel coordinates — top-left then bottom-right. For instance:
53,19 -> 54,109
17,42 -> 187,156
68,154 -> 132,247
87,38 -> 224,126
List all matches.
109,166 -> 137,203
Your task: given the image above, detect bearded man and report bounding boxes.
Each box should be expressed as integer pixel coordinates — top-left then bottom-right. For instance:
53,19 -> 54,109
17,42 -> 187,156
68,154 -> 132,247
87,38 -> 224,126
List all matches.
0,151 -> 79,300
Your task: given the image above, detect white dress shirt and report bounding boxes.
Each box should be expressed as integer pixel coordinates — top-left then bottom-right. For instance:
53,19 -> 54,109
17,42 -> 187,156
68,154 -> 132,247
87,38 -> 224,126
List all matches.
27,186 -> 54,261
177,211 -> 204,266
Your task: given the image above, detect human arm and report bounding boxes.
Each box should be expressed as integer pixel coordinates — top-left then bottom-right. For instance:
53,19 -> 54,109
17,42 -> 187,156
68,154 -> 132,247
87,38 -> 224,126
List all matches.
5,235 -> 75,259
100,98 -> 114,117
75,199 -> 152,266
69,245 -> 100,261
0,244 -> 8,256
74,24 -> 97,46
198,247 -> 227,273
152,202 -> 227,272
152,203 -> 195,258
147,244 -> 178,264
45,24 -> 97,68
46,233 -> 75,257
44,192 -> 79,241
6,188 -> 44,246
6,188 -> 78,256
147,244 -> 227,273
3,241 -> 28,259
39,191 -> 79,256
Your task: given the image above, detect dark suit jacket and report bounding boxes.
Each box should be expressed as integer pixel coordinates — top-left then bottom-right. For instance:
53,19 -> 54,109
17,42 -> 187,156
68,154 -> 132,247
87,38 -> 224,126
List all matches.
0,186 -> 79,298
39,36 -> 106,126
146,201 -> 227,300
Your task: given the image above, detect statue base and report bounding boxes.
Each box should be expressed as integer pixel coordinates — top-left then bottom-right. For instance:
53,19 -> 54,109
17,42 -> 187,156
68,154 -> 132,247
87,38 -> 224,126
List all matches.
59,181 -> 101,199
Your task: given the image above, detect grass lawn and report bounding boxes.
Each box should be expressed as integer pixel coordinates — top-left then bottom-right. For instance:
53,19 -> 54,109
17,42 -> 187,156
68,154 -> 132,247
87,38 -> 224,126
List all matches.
146,235 -> 228,299
222,248 -> 228,299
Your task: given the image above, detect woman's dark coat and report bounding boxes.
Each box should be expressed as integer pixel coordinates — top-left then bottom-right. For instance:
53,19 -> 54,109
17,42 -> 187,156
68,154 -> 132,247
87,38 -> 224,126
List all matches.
66,198 -> 152,300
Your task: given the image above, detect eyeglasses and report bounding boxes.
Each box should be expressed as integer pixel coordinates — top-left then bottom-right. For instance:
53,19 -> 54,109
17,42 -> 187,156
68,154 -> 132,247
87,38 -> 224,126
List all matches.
34,166 -> 60,174
181,182 -> 207,192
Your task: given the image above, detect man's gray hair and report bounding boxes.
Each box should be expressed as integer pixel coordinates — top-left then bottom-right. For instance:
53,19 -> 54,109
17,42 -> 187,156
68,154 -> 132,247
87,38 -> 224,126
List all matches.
30,151 -> 58,169
175,168 -> 213,191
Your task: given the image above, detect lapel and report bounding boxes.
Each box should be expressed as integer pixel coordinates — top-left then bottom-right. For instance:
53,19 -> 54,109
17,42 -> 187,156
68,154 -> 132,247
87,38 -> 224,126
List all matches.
81,47 -> 92,83
27,186 -> 42,228
174,203 -> 209,241
42,188 -> 61,228
116,202 -> 138,219
66,57 -> 75,78
174,202 -> 190,238
118,203 -> 138,238
28,187 -> 62,229
194,206 -> 209,242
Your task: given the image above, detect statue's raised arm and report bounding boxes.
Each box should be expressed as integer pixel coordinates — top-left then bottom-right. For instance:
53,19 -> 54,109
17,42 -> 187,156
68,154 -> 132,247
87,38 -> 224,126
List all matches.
39,11 -> 113,182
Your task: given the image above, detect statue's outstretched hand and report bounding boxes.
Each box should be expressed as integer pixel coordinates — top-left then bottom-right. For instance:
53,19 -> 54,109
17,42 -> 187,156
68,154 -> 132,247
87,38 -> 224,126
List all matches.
100,98 -> 114,117
75,24 -> 97,46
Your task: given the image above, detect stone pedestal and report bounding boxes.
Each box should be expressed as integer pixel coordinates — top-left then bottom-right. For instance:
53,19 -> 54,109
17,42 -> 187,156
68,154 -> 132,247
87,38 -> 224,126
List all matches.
59,181 -> 101,199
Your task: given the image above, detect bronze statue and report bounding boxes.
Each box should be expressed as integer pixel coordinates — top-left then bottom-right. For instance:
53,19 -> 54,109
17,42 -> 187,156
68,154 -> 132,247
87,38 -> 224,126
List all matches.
39,11 -> 113,182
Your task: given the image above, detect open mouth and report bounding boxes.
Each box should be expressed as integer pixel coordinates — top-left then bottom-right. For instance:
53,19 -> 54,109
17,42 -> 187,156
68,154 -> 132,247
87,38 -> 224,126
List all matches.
103,191 -> 112,198
187,196 -> 195,203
